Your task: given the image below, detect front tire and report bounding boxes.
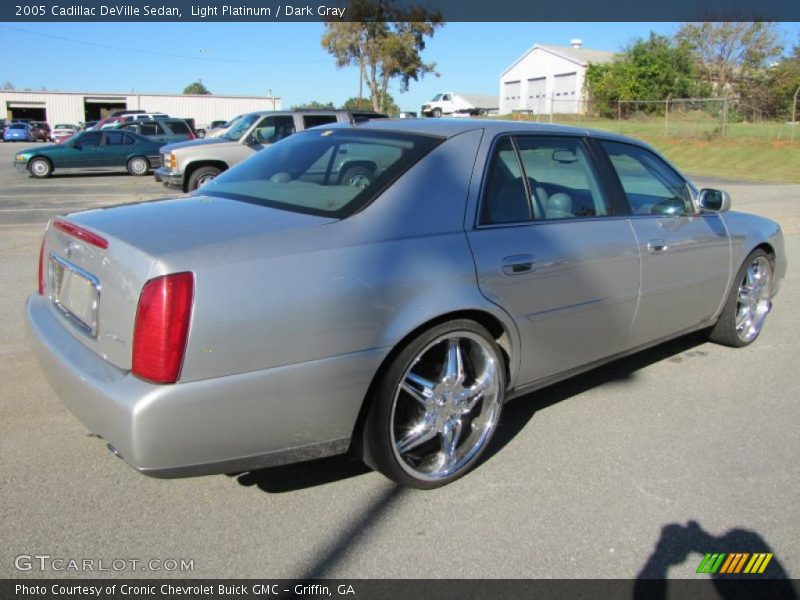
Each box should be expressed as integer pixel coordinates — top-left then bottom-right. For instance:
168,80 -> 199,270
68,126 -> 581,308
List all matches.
710,249 -> 773,347
28,157 -> 52,178
187,166 -> 221,191
127,156 -> 150,176
432,108 -> 443,118
339,165 -> 373,189
364,319 -> 506,489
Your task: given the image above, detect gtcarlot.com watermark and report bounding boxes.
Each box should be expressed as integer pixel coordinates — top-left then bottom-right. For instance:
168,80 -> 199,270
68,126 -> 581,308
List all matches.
14,554 -> 194,573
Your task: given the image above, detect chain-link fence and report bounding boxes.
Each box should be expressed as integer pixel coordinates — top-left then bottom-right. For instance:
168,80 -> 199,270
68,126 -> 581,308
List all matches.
507,96 -> 799,142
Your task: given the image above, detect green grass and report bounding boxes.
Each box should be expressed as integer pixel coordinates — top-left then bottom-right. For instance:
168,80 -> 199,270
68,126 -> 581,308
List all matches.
495,113 -> 800,183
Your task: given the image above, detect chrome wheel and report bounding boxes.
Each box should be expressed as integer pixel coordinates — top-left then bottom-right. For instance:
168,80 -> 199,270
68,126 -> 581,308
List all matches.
390,331 -> 502,482
196,173 -> 216,187
735,255 -> 773,343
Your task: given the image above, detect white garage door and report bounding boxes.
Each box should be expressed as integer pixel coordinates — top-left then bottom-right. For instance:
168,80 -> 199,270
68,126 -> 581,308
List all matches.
526,77 -> 547,114
503,80 -> 522,110
553,72 -> 578,114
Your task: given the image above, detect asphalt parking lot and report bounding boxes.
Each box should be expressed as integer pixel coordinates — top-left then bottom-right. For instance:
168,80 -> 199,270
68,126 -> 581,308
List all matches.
0,140 -> 798,580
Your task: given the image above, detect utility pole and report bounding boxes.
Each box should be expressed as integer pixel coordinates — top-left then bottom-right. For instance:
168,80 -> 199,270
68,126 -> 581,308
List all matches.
792,85 -> 800,143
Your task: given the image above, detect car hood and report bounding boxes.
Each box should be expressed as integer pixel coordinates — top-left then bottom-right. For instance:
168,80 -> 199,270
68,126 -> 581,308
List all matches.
68,194 -> 337,259
17,144 -> 61,155
161,136 -> 235,152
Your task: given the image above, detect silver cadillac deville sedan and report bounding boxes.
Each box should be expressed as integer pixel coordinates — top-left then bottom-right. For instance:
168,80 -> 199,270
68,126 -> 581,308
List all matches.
26,120 -> 786,488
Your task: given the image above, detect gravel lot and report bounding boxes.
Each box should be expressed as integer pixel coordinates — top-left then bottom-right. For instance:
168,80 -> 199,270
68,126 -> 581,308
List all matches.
0,140 -> 798,580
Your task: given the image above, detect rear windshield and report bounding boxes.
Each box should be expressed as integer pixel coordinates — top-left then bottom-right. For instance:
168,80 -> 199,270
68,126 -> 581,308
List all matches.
199,128 -> 443,218
10,123 -> 25,129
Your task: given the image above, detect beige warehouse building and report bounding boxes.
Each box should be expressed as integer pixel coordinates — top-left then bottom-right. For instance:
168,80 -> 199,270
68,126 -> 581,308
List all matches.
0,90 -> 282,129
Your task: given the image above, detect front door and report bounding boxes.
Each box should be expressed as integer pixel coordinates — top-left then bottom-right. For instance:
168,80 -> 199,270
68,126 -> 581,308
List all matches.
599,140 -> 731,348
467,135 -> 640,387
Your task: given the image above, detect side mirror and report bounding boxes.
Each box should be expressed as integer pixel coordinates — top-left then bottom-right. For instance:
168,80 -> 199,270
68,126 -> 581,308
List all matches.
697,188 -> 731,212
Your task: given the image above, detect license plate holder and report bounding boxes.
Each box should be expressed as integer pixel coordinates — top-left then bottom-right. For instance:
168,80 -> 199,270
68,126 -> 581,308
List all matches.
50,254 -> 100,338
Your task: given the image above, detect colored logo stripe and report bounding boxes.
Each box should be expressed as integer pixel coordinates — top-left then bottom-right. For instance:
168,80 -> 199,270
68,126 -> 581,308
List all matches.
697,553 -> 773,574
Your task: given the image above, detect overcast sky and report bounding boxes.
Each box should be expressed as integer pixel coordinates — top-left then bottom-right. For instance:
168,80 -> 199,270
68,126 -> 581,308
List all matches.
1,21 -> 799,112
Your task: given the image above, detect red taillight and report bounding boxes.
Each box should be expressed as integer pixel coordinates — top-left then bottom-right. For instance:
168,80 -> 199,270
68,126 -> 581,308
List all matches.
132,272 -> 194,384
53,219 -> 108,249
38,235 -> 46,295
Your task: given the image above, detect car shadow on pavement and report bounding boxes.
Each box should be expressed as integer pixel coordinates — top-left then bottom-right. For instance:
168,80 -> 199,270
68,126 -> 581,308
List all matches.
231,454 -> 371,493
232,330 -> 710,493
634,520 -> 796,600
480,330 -> 711,466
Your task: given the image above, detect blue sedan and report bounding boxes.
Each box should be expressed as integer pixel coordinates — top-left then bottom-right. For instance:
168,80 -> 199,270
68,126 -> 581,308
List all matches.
4,122 -> 32,142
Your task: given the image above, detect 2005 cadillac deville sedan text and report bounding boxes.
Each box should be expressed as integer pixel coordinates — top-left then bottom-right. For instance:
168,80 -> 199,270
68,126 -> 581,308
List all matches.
26,120 -> 786,488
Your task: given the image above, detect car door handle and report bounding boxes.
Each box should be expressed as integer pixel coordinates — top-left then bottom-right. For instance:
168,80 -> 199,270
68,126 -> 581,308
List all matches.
647,239 -> 669,253
502,254 -> 536,275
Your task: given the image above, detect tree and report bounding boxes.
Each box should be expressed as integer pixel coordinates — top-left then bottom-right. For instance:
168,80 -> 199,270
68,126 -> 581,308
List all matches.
291,100 -> 336,109
761,41 -> 800,119
675,22 -> 783,95
585,33 -> 707,116
321,0 -> 443,112
344,92 -> 399,115
183,80 -> 211,95
2,81 -> 14,90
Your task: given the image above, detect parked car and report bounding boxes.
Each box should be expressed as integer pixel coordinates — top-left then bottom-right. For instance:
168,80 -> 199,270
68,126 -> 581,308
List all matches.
82,121 -> 99,131
118,113 -> 169,124
118,119 -> 195,143
155,109 -> 387,191
25,120 -> 786,488
4,122 -> 32,142
205,116 -> 242,139
51,124 -> 78,144
109,109 -> 146,117
30,121 -> 51,142
13,129 -> 164,178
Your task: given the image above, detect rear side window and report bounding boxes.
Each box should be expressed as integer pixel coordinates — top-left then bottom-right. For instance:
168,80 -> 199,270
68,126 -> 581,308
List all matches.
602,141 -> 693,216
169,121 -> 190,134
303,115 -> 338,129
481,136 -> 610,224
104,131 -> 126,145
138,123 -> 157,135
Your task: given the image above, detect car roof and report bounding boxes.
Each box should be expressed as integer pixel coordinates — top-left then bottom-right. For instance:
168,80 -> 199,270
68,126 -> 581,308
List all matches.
333,117 -> 647,147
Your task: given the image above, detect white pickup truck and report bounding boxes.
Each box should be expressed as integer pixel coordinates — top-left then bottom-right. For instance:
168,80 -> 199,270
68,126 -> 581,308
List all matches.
420,92 -> 499,118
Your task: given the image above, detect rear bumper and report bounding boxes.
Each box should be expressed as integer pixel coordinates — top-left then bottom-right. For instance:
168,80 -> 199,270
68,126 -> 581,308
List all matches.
153,167 -> 184,188
26,294 -> 386,477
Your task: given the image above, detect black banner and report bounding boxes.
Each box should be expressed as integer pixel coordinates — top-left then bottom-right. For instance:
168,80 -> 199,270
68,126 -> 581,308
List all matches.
2,0 -> 800,22
2,579 -> 799,600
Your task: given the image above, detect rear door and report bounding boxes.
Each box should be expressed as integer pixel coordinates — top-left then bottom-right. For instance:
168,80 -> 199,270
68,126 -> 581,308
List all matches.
467,135 -> 640,386
100,130 -> 134,167
598,140 -> 731,348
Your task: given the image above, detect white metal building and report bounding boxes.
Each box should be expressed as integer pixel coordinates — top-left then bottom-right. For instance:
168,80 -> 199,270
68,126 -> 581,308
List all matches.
499,39 -> 614,115
0,90 -> 281,129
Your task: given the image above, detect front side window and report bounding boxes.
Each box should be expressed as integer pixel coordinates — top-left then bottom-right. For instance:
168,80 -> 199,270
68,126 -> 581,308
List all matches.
77,132 -> 101,147
251,116 -> 296,144
199,128 -> 442,218
481,136 -> 610,225
602,141 -> 693,216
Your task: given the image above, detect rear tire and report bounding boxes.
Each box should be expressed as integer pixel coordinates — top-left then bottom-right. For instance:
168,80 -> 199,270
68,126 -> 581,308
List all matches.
363,319 -> 506,489
127,156 -> 150,176
709,249 -> 773,347
187,166 -> 221,191
28,157 -> 52,178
